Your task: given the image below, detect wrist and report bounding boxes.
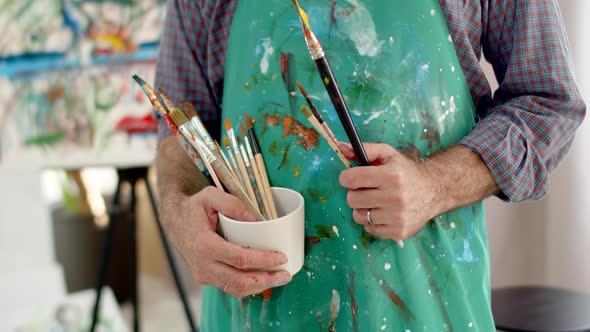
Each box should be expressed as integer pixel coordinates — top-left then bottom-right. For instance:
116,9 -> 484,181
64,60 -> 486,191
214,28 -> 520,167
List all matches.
419,145 -> 498,217
416,158 -> 452,220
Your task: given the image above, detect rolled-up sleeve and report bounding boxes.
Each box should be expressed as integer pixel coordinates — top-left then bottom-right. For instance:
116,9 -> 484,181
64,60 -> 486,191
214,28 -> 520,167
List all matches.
154,0 -> 219,141
460,0 -> 586,202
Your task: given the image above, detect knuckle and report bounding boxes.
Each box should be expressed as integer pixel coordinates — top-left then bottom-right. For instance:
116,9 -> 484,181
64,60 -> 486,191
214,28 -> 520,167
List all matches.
338,172 -> 348,187
232,253 -> 249,269
398,195 -> 409,209
346,191 -> 354,207
386,170 -> 401,184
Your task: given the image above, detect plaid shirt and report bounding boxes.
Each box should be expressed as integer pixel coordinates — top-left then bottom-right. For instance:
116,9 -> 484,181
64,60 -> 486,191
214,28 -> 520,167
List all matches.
155,0 -> 586,203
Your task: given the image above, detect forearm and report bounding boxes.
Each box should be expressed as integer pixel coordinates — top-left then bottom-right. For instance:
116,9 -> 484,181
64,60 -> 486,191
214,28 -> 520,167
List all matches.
422,145 -> 499,217
156,136 -> 210,227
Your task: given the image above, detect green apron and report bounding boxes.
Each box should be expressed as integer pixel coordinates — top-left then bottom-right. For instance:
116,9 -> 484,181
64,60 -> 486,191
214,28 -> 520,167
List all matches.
202,1 -> 494,331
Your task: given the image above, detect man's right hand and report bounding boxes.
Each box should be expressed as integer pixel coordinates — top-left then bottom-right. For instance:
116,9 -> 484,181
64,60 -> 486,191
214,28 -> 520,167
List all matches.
161,186 -> 292,297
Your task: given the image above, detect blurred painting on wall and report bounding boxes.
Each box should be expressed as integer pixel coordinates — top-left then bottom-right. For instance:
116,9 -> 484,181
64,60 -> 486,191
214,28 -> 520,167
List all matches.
0,0 -> 166,169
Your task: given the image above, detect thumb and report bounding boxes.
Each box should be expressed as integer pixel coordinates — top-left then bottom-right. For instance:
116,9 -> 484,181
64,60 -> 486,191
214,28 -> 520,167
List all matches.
200,187 -> 257,222
337,142 -> 398,165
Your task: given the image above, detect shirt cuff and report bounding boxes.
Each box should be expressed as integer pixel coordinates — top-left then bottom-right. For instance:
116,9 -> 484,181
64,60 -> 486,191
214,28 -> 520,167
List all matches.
459,113 -> 550,202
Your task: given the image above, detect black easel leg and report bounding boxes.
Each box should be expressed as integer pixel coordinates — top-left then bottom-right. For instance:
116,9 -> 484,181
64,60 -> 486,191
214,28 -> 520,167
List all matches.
90,181 -> 122,332
130,180 -> 140,332
145,179 -> 198,331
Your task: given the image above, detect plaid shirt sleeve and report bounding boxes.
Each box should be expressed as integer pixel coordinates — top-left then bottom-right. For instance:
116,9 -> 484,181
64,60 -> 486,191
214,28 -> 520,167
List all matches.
459,0 -> 586,202
154,0 -> 233,141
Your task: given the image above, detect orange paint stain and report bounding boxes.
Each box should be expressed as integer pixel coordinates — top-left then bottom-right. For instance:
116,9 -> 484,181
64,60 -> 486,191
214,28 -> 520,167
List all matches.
265,113 -> 319,150
262,288 -> 273,299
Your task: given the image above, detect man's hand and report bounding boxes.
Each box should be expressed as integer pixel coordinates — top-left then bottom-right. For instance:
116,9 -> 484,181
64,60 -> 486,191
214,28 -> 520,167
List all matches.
161,186 -> 292,297
338,142 -> 441,242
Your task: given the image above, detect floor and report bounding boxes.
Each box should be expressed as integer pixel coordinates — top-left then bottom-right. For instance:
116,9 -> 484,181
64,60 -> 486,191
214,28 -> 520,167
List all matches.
120,275 -> 202,332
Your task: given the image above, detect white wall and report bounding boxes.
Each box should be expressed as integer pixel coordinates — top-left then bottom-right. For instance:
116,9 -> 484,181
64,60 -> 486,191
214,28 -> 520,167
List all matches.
486,0 -> 590,292
545,0 -> 590,293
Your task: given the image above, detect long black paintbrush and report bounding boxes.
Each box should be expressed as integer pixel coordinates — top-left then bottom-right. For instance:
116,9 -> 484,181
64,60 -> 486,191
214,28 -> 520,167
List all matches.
291,0 -> 370,166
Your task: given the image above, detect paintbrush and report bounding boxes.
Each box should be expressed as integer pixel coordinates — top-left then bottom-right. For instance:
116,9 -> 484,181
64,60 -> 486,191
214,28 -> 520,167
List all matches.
131,76 -> 209,175
166,107 -> 223,190
291,0 -> 370,166
216,140 -> 235,178
161,111 -> 208,174
244,114 -> 278,219
226,119 -> 258,209
240,123 -> 272,219
169,109 -> 265,221
223,135 -> 244,187
296,80 -> 339,143
166,106 -> 223,190
237,135 -> 267,217
178,99 -> 238,179
179,100 -> 217,150
300,105 -> 350,168
132,75 -> 166,117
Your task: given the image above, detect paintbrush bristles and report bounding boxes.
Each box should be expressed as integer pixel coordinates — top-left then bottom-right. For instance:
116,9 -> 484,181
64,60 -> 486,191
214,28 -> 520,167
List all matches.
180,100 -> 197,119
239,123 -> 247,137
296,81 -> 308,99
243,113 -> 254,129
224,119 -> 233,132
167,107 -> 190,127
158,89 -> 177,112
300,104 -> 313,118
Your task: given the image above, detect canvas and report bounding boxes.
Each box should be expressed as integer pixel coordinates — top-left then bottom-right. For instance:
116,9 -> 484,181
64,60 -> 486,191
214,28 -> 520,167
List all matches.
0,0 -> 166,169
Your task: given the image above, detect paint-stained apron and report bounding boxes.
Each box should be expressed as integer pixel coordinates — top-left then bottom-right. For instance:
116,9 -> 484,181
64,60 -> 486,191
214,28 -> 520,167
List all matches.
201,1 -> 494,331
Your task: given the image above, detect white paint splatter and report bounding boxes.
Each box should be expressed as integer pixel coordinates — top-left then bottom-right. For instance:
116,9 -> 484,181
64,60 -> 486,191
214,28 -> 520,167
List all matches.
468,322 -> 473,328
389,36 -> 394,45
450,222 -> 456,229
330,290 -> 341,322
441,101 -> 446,106
379,279 -> 383,285
363,110 -> 386,125
332,265 -> 336,270
448,34 -> 453,42
352,244 -> 358,250
383,317 -> 387,322
260,37 -> 274,74
381,325 -> 386,330
339,0 -> 384,57
422,64 -> 430,72
449,96 -> 457,113
384,263 -> 391,271
451,65 -> 456,72
406,330 -> 412,332
332,225 -> 340,237
430,9 -> 436,16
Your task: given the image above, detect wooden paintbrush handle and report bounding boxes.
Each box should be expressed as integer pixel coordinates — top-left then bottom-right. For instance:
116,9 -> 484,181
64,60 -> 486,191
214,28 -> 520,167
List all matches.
234,152 -> 258,212
322,130 -> 351,168
212,160 -> 265,221
250,156 -> 271,219
255,154 -> 279,219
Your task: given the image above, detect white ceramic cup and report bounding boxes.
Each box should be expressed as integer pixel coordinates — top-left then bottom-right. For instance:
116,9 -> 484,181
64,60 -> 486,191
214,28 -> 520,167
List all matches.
218,187 -> 305,276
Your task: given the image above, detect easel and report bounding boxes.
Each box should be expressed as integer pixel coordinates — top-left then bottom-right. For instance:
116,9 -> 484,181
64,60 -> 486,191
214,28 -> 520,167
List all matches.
90,167 -> 198,332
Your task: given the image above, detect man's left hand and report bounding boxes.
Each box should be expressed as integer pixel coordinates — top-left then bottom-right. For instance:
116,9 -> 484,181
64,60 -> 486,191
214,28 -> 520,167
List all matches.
338,142 -> 442,242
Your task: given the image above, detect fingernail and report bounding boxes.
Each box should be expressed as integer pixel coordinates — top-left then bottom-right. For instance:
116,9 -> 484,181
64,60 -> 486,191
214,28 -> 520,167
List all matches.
278,254 -> 288,265
270,276 -> 292,288
338,142 -> 352,150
